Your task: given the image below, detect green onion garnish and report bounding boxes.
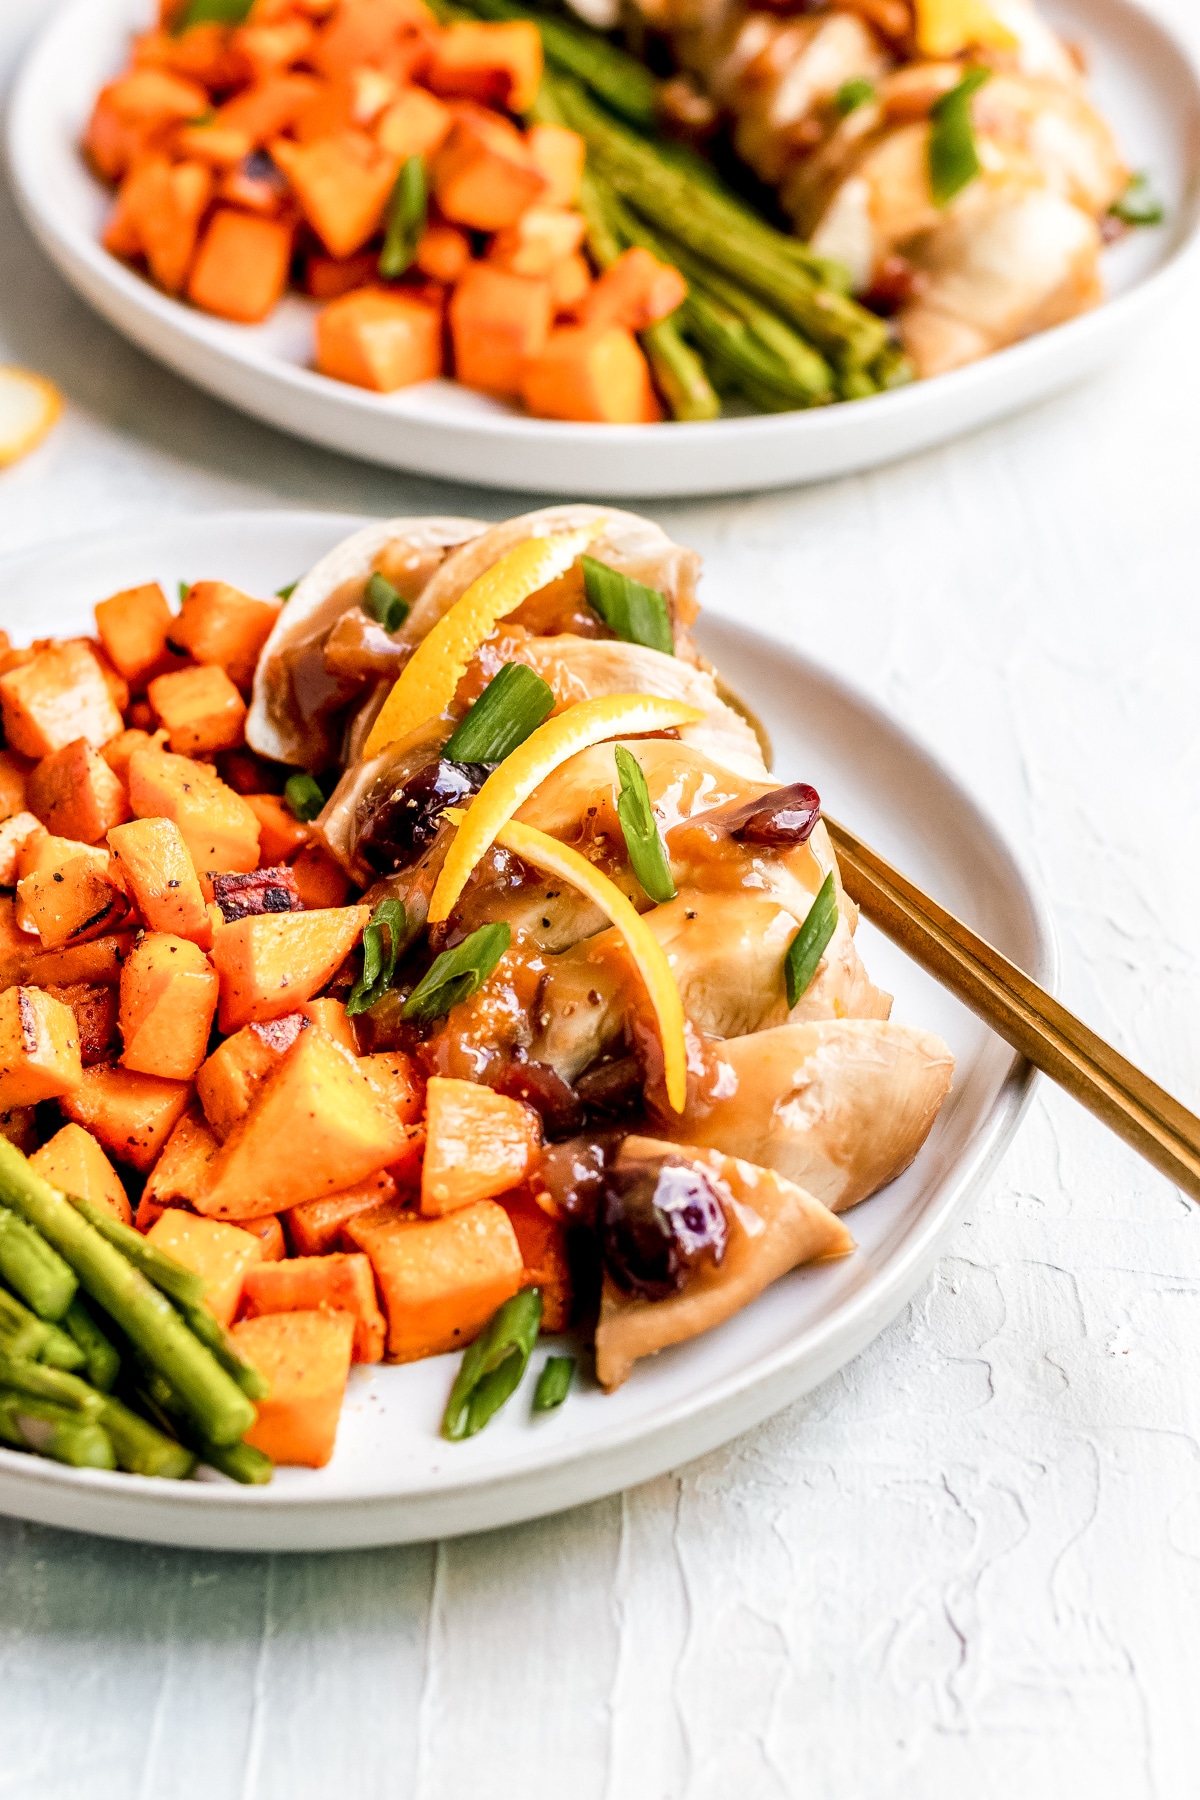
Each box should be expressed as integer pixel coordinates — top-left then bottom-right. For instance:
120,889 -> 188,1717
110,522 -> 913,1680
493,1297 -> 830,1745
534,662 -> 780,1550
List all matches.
614,745 -> 675,905
442,663 -> 555,764
403,922 -> 511,1024
1109,172 -> 1165,228
581,556 -> 674,656
379,156 -> 427,281
442,1288 -> 543,1440
173,0 -> 254,32
346,898 -> 407,1018
177,580 -> 190,605
784,871 -> 837,1007
833,78 -> 875,117
928,68 -> 991,208
283,772 -> 325,823
532,1354 -> 574,1413
363,572 -> 410,634
276,580 -> 298,601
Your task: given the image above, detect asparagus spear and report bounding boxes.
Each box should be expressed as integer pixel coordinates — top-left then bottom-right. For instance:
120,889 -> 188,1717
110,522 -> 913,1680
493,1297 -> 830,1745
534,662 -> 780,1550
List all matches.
468,0 -> 659,127
0,1286 -> 54,1361
62,1297 -> 120,1391
99,1394 -> 196,1480
178,1300 -> 270,1401
0,1352 -> 104,1415
37,1316 -> 89,1373
71,1197 -> 207,1308
0,1142 -> 255,1447
0,1204 -> 77,1321
136,1364 -> 273,1485
0,1391 -> 116,1470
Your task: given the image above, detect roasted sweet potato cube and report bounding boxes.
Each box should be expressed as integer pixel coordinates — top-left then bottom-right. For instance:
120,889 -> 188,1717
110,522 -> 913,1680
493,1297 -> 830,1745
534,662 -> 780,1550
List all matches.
360,1050 -> 424,1123
232,1309 -> 355,1467
211,905 -> 369,1031
270,130 -> 399,259
346,1199 -> 523,1362
426,20 -> 542,113
421,1075 -> 540,1215
310,0 -> 430,82
127,746 -> 260,874
142,1101 -> 220,1209
0,750 -> 32,819
107,815 -> 211,945
0,813 -> 42,886
60,1063 -> 193,1172
101,728 -> 169,784
84,68 -> 209,182
119,933 -> 219,1082
449,264 -> 552,399
488,206 -> 586,279
315,289 -> 443,394
0,987 -> 84,1106
0,1106 -> 38,1153
521,326 -> 660,424
500,1185 -> 571,1332
0,641 -> 124,759
196,1010 -> 307,1140
170,581 -> 282,692
211,865 -> 302,923
45,981 -> 121,1066
27,739 -> 131,843
22,934 -> 135,991
94,582 -> 175,688
104,155 -> 213,293
14,829 -> 101,928
187,209 -> 293,324
146,1210 -> 265,1328
243,794 -> 310,864
432,110 -> 545,231
198,1030 -> 411,1218
243,1252 -> 385,1361
241,1213 -> 286,1260
18,854 -> 128,951
284,1169 -> 397,1256
290,842 -> 351,909
302,996 -> 357,1055
147,664 -> 247,756
30,1123 -> 131,1225
526,123 -> 585,209
375,86 -> 451,159
215,72 -> 323,144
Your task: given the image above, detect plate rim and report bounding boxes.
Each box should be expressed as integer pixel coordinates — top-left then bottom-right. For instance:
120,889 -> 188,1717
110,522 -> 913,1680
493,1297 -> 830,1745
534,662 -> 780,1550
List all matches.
0,509 -> 1056,1546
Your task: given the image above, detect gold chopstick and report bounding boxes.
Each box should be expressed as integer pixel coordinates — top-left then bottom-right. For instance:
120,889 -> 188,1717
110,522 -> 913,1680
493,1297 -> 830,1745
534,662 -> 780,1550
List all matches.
824,815 -> 1200,1203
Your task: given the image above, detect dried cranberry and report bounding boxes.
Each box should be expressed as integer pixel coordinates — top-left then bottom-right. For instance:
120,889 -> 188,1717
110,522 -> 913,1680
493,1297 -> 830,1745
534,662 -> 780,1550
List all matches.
575,1053 -> 643,1117
358,758 -> 491,876
724,781 -> 821,847
486,1051 -> 584,1139
601,1155 -> 728,1301
537,1133 -> 621,1228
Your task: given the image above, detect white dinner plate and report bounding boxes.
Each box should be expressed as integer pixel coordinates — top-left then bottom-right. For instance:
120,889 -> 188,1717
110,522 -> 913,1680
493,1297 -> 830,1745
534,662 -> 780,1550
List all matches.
0,509 -> 1053,1550
8,0 -> 1200,497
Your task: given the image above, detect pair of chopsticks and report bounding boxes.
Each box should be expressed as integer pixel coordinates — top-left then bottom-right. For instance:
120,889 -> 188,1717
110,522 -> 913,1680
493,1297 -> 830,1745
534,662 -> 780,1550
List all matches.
823,816 -> 1200,1204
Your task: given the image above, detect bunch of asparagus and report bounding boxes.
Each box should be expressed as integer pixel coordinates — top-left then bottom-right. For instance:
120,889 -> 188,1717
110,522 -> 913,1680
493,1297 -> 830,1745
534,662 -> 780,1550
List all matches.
448,0 -> 912,418
0,1138 -> 270,1483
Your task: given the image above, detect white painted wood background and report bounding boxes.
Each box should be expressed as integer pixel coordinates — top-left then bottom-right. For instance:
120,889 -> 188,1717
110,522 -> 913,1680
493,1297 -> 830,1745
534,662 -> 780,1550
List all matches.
3,0 -> 1200,1788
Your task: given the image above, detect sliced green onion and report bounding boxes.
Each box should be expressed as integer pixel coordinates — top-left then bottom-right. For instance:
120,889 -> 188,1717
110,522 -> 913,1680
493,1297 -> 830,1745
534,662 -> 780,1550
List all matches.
1109,172 -> 1164,227
614,745 -> 675,905
581,556 -> 674,656
784,871 -> 837,1008
173,0 -> 254,32
284,772 -> 325,823
379,156 -> 427,280
403,922 -> 511,1024
177,580 -> 190,605
833,77 -> 875,117
442,1287 -> 543,1440
346,898 -> 407,1018
276,580 -> 298,601
532,1354 -> 574,1413
443,663 -> 555,764
363,572 -> 411,634
928,68 -> 990,208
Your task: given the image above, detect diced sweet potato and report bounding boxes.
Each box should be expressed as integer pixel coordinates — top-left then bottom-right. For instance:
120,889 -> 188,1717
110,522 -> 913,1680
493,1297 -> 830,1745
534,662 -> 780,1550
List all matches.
426,21 -> 542,113
84,68 -> 210,182
113,156 -> 213,293
142,1101 -> 220,1208
303,996 -> 357,1055
14,930 -> 135,992
414,221 -> 470,284
310,0 -> 432,82
211,866 -> 302,923
0,641 -> 124,759
94,582 -> 174,687
243,796 -> 310,865
0,750 -> 31,820
375,85 -> 451,159
212,904 -> 368,1031
499,1185 -> 571,1332
316,288 -> 443,393
18,854 -> 129,951
432,108 -> 545,230
60,1063 -> 193,1172
146,1209 -> 264,1327
303,251 -> 379,300
526,123 -> 585,209
0,1106 -> 38,1153
488,206 -> 585,279
232,1308 -> 355,1467
450,264 -> 552,400
0,813 -> 42,886
30,1123 -> 131,1226
580,247 -> 688,332
199,1029 -> 411,1218
215,72 -> 324,144
27,740 -> 131,843
45,981 -> 121,1066
188,209 -> 294,323
119,933 -> 219,1081
101,727 -> 170,784
347,1198 -> 523,1362
171,581 -> 282,691
232,18 -> 316,83
0,987 -> 84,1106
290,842 -> 352,910
107,815 -> 211,945
271,130 -> 399,258
196,1009 -> 307,1140
360,1049 -> 424,1123
285,1169 -> 397,1256
521,326 -> 661,424
127,746 -> 261,875
421,1075 -> 539,1215
147,664 -> 247,755
243,1252 -> 385,1361
173,122 -> 254,167
83,640 -> 131,720
241,1213 -> 286,1260
214,748 -> 286,798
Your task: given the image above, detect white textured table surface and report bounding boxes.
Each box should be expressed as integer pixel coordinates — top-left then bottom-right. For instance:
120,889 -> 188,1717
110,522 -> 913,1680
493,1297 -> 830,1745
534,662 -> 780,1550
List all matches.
3,2 -> 1200,1790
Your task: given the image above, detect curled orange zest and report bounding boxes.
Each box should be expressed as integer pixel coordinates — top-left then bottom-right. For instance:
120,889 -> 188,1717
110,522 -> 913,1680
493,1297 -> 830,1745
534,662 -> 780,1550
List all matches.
444,809 -> 689,1113
428,694 -> 704,925
361,524 -> 606,760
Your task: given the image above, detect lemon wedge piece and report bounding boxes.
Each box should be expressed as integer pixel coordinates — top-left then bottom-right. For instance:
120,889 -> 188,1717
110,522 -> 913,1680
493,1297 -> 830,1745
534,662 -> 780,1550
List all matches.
915,0 -> 1017,55
0,368 -> 62,469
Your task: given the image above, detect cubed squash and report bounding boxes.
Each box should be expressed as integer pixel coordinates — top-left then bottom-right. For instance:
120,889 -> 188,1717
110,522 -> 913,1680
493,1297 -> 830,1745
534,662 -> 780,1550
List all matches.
84,68 -> 210,182
520,326 -> 660,424
315,288 -> 443,394
142,1101 -> 221,1209
290,842 -> 351,910
127,746 -> 261,874
431,109 -> 545,231
499,1185 -> 571,1332
60,1063 -> 193,1172
302,996 -> 357,1055
0,641 -> 124,759
231,1309 -> 355,1467
414,221 -> 470,284
44,980 -> 121,1066
449,264 -> 552,399
94,582 -> 174,687
0,987 -> 84,1106
101,727 -> 169,784
147,663 -> 248,755
243,1252 -> 385,1362
421,1075 -> 540,1215
375,85 -> 451,159
270,130 -> 399,258
0,750 -> 31,820
285,1169 -> 398,1257
24,934 -> 135,992
0,813 -> 42,887
27,739 -> 131,843
425,20 -> 542,113
107,815 -> 211,945
30,1123 -> 131,1226
487,206 -> 585,279
17,854 -> 128,951
526,123 -> 585,209
187,209 -> 293,324
346,1199 -> 523,1362
171,581 -> 282,691
240,1213 -> 286,1260
579,246 -> 688,333
211,905 -> 369,1031
198,1029 -> 411,1219
119,932 -> 219,1081
243,793 -> 310,864
146,1210 -> 265,1327
360,1049 -> 424,1123
195,1009 -> 308,1140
